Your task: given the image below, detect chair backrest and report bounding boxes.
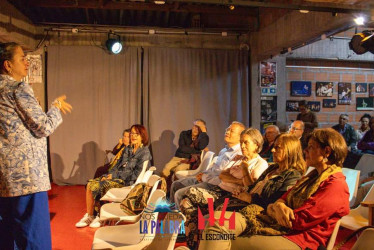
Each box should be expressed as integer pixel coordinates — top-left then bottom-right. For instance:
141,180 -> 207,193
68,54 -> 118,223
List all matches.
144,189 -> 165,212
352,228 -> 374,250
342,168 -> 361,207
204,155 -> 218,171
355,154 -> 374,182
197,151 -> 215,172
146,212 -> 186,250
141,166 -> 157,184
326,219 -> 341,250
356,184 -> 374,218
134,160 -> 150,185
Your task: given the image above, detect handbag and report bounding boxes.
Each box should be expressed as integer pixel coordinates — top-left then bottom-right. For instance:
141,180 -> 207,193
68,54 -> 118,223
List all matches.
120,183 -> 151,215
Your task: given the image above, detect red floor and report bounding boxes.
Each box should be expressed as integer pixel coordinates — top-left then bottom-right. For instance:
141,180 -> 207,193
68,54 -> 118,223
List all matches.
48,184 -> 356,250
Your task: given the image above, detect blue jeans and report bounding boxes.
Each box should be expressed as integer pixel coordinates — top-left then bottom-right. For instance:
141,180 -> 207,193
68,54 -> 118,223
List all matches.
0,192 -> 51,250
170,177 -> 216,209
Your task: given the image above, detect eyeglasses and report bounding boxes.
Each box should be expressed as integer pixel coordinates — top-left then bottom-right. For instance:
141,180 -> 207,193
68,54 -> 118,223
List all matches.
130,133 -> 140,137
289,126 -> 302,131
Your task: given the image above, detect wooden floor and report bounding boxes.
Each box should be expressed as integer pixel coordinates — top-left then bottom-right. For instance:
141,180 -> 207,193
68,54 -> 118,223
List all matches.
48,184 -> 356,250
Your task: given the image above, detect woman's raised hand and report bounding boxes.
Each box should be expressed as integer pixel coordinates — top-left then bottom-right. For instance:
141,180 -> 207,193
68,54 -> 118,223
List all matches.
53,95 -> 72,114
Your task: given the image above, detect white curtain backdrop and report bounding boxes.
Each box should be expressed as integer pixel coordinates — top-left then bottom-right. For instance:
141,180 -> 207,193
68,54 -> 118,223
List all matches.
143,47 -> 249,172
47,46 -> 142,184
47,46 -> 249,184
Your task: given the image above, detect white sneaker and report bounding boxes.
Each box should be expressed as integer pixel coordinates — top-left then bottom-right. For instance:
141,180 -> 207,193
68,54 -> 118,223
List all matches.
75,213 -> 94,228
89,216 -> 101,228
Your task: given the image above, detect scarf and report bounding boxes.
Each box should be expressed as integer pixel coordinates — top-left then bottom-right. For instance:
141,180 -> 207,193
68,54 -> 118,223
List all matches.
286,164 -> 342,209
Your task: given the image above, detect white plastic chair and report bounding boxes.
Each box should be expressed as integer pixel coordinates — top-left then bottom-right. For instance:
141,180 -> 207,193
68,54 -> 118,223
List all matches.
355,154 -> 374,183
342,168 -> 360,207
99,177 -> 161,223
92,189 -> 166,250
100,166 -> 156,202
341,184 -> 374,230
351,228 -> 374,250
326,219 -> 341,250
174,151 -> 215,180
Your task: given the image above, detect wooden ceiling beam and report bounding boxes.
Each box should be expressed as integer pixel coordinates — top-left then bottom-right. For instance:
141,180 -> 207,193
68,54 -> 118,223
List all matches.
24,0 -> 258,16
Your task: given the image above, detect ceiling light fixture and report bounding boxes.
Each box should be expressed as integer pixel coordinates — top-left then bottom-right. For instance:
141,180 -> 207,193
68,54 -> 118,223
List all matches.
154,0 -> 166,4
299,9 -> 309,14
229,5 -> 235,11
106,32 -> 123,54
354,16 -> 365,25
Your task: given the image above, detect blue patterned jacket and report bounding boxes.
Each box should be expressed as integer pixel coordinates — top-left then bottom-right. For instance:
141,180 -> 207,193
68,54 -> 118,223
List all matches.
0,75 -> 62,197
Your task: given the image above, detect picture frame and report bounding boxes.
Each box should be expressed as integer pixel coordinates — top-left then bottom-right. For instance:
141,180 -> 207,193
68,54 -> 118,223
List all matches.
290,81 -> 312,97
260,62 -> 277,88
307,101 -> 321,112
338,82 -> 352,105
356,97 -> 374,111
355,83 -> 367,93
369,83 -> 374,97
261,96 -> 277,122
316,82 -> 333,97
322,99 -> 336,108
286,100 -> 300,112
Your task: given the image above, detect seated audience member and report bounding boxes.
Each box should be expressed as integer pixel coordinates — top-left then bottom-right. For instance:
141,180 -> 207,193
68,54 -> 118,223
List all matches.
356,114 -> 371,141
161,119 -> 209,178
94,129 -> 131,178
179,127 -> 268,249
75,124 -> 151,228
169,121 -> 245,207
297,100 -> 318,146
199,128 -> 349,250
259,125 -> 280,162
288,120 -> 305,147
357,117 -> 374,154
332,114 -> 357,151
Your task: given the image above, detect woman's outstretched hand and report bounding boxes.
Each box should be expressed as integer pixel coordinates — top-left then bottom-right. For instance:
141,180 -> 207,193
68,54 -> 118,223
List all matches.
53,95 -> 73,114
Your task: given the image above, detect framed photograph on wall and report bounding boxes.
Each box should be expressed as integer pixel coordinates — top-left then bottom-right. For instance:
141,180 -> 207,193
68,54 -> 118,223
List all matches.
323,99 -> 336,108
338,82 -> 352,105
356,97 -> 374,111
307,101 -> 321,112
260,62 -> 276,88
369,83 -> 374,97
355,83 -> 367,93
291,81 -> 312,97
261,97 -> 277,122
286,100 -> 300,112
316,82 -> 333,97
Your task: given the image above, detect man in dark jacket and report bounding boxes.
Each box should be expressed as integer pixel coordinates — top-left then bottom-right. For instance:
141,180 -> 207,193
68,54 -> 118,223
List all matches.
161,119 -> 209,178
332,113 -> 357,151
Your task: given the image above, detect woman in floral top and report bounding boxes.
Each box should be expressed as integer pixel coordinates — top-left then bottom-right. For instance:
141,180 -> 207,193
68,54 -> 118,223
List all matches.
0,42 -> 72,249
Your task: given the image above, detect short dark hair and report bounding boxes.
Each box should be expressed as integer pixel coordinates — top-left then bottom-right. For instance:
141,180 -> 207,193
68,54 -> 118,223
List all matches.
194,119 -> 206,126
0,42 -> 20,74
306,128 -> 347,167
298,100 -> 308,108
360,113 -> 371,122
123,129 -> 131,135
130,124 -> 149,146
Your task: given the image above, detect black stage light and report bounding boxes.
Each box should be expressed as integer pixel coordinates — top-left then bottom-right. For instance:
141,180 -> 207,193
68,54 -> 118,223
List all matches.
106,33 -> 122,54
349,31 -> 374,55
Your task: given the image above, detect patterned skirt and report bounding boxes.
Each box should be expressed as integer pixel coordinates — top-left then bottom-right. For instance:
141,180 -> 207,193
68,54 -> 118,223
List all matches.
87,177 -> 125,213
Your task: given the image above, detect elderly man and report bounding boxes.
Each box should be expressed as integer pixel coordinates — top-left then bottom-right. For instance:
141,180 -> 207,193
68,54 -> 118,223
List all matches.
288,120 -> 306,148
259,125 -> 280,162
332,114 -> 357,151
170,121 -> 245,208
161,119 -> 209,178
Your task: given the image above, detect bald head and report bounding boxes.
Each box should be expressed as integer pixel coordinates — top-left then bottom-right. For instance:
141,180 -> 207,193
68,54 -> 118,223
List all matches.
289,120 -> 304,139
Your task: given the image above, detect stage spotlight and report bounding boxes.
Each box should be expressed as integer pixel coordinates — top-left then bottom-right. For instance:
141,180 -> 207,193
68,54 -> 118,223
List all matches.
349,31 -> 373,55
354,16 -> 365,26
106,33 -> 122,54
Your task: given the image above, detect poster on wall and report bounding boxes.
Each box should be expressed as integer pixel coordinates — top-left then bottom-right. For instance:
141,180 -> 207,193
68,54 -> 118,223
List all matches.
369,83 -> 374,97
356,83 -> 367,93
290,81 -> 311,97
356,97 -> 374,111
316,82 -> 333,97
338,82 -> 352,105
261,96 -> 277,121
323,99 -> 336,108
25,55 -> 42,84
307,101 -> 321,112
260,62 -> 276,88
286,100 -> 299,112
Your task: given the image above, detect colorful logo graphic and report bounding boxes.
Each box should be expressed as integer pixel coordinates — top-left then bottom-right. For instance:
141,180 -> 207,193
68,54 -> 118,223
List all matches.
198,198 -> 235,230
140,198 -> 185,235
